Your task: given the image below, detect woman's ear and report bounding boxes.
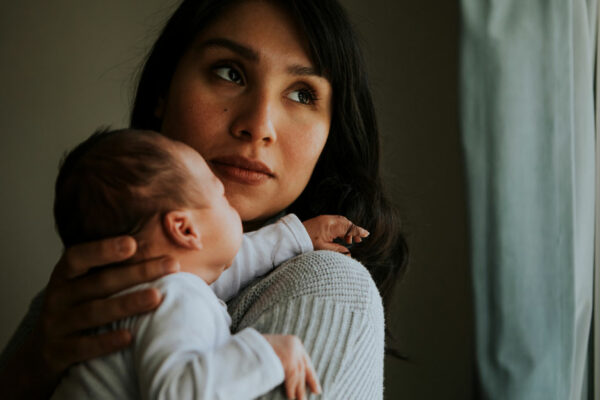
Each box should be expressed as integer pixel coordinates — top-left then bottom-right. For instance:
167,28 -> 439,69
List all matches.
162,210 -> 203,250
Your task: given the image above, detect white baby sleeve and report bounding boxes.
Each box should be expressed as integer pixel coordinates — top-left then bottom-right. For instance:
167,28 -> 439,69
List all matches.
134,274 -> 284,400
211,213 -> 313,301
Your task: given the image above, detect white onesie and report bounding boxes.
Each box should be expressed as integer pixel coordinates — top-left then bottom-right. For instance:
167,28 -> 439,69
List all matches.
51,214 -> 313,400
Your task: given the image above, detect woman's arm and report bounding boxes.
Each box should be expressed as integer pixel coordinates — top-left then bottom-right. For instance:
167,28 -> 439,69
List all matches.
0,236 -> 178,399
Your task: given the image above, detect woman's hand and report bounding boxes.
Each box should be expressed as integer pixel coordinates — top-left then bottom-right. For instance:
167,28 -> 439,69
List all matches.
302,215 -> 369,255
263,334 -> 321,400
41,235 -> 180,373
1,235 -> 179,398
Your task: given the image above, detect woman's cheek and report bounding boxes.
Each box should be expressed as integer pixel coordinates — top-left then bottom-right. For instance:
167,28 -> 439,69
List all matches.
166,98 -> 228,153
293,122 -> 329,169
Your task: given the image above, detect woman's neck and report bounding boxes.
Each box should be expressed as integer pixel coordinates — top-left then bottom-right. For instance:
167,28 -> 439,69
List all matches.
243,211 -> 286,232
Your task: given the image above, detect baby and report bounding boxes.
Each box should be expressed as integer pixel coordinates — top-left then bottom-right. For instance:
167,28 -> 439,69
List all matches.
50,128 -> 368,399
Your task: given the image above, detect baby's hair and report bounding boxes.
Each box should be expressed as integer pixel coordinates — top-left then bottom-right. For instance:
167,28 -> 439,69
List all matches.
54,128 -> 201,248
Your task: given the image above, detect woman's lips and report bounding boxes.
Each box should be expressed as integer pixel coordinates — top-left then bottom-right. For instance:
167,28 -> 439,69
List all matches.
210,156 -> 274,185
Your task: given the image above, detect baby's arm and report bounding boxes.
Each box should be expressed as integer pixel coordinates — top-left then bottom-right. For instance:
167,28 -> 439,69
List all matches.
211,214 -> 369,301
211,214 -> 312,301
134,274 -> 285,399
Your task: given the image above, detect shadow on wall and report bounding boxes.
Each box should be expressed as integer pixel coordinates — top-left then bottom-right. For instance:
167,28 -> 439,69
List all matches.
341,0 -> 472,399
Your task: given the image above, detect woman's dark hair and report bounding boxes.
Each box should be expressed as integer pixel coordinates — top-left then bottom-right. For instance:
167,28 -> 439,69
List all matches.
130,0 -> 408,316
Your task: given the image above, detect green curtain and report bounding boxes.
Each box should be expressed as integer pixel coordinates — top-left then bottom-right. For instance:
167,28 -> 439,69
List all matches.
460,0 -> 597,399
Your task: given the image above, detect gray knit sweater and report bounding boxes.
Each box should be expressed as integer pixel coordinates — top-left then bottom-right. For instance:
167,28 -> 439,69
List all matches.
1,250 -> 385,399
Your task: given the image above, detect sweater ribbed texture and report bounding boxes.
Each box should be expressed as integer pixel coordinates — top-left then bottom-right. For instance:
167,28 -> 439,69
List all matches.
228,250 -> 385,400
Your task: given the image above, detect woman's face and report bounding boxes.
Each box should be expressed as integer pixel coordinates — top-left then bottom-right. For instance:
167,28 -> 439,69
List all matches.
158,0 -> 333,228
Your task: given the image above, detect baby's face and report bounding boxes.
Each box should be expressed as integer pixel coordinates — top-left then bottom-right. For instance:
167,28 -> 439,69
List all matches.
171,139 -> 243,274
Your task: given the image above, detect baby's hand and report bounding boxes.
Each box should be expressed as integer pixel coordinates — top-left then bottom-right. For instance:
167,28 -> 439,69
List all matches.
302,215 -> 369,255
263,334 -> 321,400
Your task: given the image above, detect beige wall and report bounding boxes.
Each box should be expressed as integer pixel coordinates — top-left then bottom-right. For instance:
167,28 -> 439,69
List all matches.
0,0 -> 178,351
0,1 -> 472,398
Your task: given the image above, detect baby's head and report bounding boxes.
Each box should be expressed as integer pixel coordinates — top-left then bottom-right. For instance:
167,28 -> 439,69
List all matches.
54,128 -> 242,283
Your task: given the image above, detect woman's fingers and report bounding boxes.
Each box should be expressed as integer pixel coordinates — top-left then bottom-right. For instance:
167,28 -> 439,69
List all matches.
36,236 -> 180,377
55,236 -> 136,280
69,256 -> 179,304
62,288 -> 162,334
48,256 -> 178,312
54,330 -> 133,370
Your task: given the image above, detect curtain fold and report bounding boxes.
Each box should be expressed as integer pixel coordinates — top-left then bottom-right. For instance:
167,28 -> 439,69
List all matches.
594,2 -> 600,398
460,0 -> 597,399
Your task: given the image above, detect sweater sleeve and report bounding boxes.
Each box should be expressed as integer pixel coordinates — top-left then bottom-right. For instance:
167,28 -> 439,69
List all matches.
134,274 -> 284,400
211,214 -> 313,301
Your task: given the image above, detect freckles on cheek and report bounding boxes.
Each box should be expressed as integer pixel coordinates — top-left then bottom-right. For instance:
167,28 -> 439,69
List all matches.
305,123 -> 330,161
286,128 -> 329,179
172,101 -> 223,146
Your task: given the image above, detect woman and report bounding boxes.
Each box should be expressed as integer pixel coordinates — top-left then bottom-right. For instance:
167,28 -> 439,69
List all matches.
0,0 -> 406,398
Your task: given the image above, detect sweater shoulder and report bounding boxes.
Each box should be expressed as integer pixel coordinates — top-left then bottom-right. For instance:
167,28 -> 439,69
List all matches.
228,250 -> 384,329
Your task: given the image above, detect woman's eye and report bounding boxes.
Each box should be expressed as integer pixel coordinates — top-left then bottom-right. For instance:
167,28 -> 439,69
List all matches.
213,66 -> 244,85
287,88 -> 317,105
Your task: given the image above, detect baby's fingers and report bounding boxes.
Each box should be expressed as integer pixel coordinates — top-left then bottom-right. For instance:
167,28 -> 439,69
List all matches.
344,224 -> 369,244
317,241 -> 351,256
285,370 -> 301,399
296,369 -> 306,400
304,356 -> 321,395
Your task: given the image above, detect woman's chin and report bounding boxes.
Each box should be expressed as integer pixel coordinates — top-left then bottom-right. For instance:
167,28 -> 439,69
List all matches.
227,197 -> 282,230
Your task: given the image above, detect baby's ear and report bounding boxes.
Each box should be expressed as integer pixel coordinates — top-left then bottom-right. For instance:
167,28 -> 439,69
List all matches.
163,210 -> 203,250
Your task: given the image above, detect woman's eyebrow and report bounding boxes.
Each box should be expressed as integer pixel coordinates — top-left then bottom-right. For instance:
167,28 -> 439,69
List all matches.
287,64 -> 320,77
198,37 -> 258,61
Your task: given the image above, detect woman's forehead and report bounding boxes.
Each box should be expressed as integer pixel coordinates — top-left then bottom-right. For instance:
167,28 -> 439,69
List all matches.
191,0 -> 313,66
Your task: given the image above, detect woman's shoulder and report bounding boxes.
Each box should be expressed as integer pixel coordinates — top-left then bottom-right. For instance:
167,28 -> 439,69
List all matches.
288,250 -> 374,285
238,250 -> 382,312
227,249 -> 385,345
289,250 -> 382,307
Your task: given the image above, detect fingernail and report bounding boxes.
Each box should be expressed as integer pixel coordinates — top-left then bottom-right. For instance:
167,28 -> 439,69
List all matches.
113,331 -> 131,347
163,258 -> 179,273
117,237 -> 134,255
141,290 -> 160,307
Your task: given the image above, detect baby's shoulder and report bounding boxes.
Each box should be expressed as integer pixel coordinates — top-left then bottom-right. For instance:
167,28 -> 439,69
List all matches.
115,273 -> 223,330
116,272 -> 211,298
150,272 -> 219,309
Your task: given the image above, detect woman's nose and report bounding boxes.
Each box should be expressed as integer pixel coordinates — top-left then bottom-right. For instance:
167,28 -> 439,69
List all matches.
229,91 -> 278,144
